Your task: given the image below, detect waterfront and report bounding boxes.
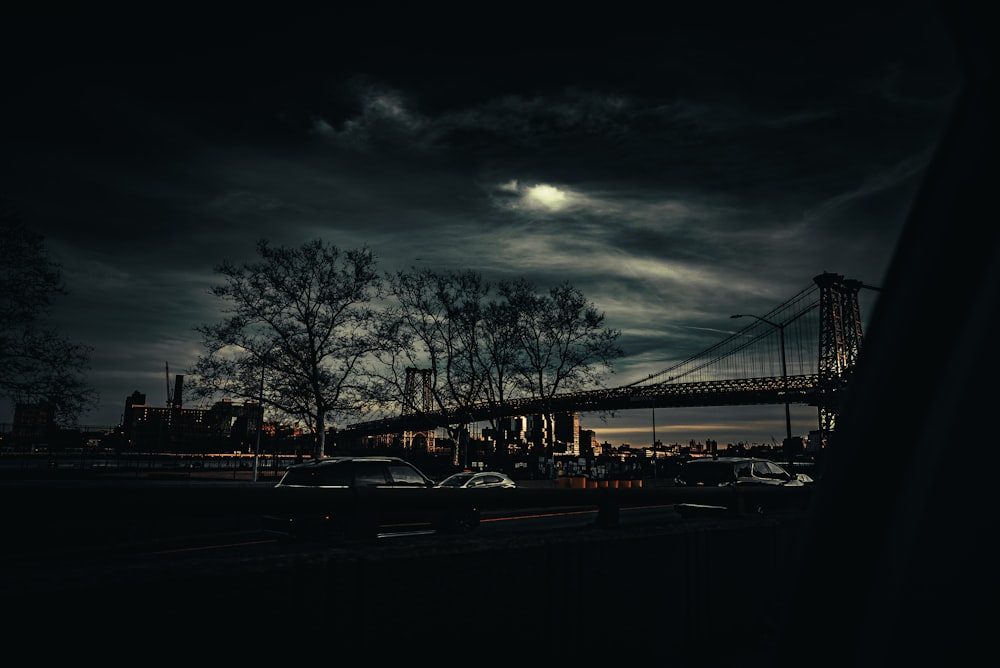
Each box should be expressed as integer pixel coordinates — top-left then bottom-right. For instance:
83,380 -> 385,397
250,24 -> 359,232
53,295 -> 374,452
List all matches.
0,451 -> 293,483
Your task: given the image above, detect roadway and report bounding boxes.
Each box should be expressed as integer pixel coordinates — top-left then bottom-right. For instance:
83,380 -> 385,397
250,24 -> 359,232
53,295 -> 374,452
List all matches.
0,475 -> 813,667
0,476 -> 809,598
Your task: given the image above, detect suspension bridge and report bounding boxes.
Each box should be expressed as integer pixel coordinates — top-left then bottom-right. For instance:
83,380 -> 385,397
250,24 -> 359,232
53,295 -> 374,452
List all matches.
343,272 -> 873,440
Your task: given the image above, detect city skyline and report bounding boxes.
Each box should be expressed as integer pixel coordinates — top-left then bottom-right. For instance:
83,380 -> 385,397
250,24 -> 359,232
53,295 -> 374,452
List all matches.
1,3 -> 960,444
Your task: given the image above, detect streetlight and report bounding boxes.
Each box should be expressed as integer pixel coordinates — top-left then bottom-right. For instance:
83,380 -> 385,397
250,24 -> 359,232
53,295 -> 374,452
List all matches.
731,313 -> 792,442
253,361 -> 265,483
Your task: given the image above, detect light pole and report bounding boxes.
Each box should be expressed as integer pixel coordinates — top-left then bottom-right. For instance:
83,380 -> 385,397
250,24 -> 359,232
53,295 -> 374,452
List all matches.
253,359 -> 265,483
731,313 -> 792,442
651,397 -> 657,481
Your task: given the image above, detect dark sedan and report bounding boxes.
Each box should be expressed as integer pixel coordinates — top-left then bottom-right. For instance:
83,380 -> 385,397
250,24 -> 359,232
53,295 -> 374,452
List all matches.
261,456 -> 480,541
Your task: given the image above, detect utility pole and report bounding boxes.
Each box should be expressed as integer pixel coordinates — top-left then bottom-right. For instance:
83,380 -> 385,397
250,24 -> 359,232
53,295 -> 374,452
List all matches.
254,360 -> 265,483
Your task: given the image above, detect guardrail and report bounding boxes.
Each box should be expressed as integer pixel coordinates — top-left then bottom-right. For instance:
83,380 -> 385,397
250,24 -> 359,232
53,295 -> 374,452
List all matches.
1,481 -> 814,559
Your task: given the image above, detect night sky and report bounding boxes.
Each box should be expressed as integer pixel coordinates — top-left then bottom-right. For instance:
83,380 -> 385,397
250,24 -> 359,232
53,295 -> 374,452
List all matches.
0,3 -> 961,444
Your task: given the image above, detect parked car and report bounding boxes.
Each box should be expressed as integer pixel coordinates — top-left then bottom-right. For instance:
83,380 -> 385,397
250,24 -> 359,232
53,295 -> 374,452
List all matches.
261,456 -> 480,541
437,470 -> 517,489
673,456 -> 811,487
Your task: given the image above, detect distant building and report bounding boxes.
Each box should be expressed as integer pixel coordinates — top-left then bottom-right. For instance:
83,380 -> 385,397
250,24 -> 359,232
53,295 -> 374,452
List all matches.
554,411 -> 580,456
11,401 -> 56,445
122,391 -> 263,453
579,428 -> 599,457
502,411 -> 580,456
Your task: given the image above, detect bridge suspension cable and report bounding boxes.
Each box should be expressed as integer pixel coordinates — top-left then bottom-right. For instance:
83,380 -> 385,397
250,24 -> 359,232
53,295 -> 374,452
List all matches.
622,281 -> 822,388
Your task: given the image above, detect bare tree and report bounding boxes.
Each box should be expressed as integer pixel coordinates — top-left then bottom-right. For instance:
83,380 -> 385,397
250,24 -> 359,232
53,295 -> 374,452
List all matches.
0,200 -> 97,424
189,239 -> 385,458
474,295 -> 525,452
375,270 -> 624,459
372,269 -> 490,449
502,278 -> 624,451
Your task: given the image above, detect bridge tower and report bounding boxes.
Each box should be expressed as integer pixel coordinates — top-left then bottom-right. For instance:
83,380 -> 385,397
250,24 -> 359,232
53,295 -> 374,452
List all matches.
403,368 -> 434,449
814,272 -> 865,435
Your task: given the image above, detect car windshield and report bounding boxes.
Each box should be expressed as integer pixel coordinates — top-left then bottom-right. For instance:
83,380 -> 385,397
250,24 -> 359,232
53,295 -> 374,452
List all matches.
279,462 -> 352,486
278,467 -> 321,486
751,460 -> 791,480
439,473 -> 474,487
681,462 -> 736,485
387,462 -> 429,486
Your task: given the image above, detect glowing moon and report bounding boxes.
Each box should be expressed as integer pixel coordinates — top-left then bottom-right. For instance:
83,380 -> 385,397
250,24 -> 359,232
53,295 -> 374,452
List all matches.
524,184 -> 568,211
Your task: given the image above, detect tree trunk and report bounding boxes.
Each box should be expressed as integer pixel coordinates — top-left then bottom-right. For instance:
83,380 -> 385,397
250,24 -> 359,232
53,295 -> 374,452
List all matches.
315,411 -> 326,458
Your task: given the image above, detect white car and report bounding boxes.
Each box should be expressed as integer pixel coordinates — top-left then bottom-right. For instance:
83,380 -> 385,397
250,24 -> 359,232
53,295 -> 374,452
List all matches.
674,457 -> 811,487
437,471 -> 517,489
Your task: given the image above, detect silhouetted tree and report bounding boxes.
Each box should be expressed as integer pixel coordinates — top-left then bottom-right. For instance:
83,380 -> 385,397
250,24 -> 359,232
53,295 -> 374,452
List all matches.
501,278 -> 624,452
0,200 -> 97,424
374,270 -> 623,459
475,292 -> 525,453
189,239 -> 385,458
372,269 -> 490,455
